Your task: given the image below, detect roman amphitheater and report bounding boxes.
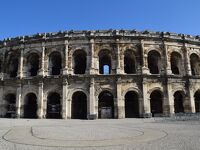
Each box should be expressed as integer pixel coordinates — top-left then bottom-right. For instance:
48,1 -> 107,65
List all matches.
0,29 -> 200,119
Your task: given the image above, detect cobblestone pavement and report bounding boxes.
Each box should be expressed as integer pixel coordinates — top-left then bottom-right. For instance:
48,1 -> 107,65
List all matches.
0,118 -> 199,150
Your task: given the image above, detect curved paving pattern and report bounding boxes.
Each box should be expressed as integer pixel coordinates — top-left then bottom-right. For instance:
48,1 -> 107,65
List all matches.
3,124 -> 167,147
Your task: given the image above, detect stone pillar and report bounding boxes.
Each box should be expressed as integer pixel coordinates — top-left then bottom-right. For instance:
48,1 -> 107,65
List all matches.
166,82 -> 174,115
141,79 -> 151,117
116,78 -> 124,118
63,40 -> 68,75
163,42 -> 172,75
18,47 -> 24,78
184,44 -> 192,76
37,81 -> 44,119
0,85 -> 4,117
141,40 -> 149,74
62,79 -> 68,119
88,78 -> 96,119
90,39 -> 95,74
116,39 -> 121,74
188,87 -> 195,113
16,83 -> 22,118
38,43 -> 45,76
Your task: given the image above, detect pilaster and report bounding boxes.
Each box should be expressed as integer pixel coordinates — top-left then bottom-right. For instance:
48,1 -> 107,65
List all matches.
16,83 -> 22,118
37,81 -> 44,118
38,43 -> 45,76
63,40 -> 68,75
62,78 -> 68,119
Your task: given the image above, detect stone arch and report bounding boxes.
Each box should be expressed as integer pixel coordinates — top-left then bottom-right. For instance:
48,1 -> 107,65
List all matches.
46,92 -> 61,119
190,53 -> 200,75
26,53 -> 40,76
98,90 -> 114,119
98,49 -> 112,74
174,91 -> 185,113
149,90 -> 163,116
147,50 -> 161,74
48,51 -> 62,75
124,91 -> 139,118
124,49 -> 136,74
73,49 -> 87,74
170,52 -> 182,75
71,91 -> 87,119
194,90 -> 200,112
6,54 -> 19,77
24,93 -> 38,118
4,93 -> 16,118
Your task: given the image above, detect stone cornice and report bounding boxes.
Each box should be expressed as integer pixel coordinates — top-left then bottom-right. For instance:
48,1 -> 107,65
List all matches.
0,29 -> 200,48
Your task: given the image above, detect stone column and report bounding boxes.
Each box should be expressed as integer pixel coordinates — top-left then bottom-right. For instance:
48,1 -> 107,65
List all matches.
188,86 -> 195,113
141,79 -> 151,117
141,40 -> 149,74
166,82 -> 174,115
116,39 -> 121,74
63,40 -> 68,75
90,39 -> 95,74
88,78 -> 96,119
116,78 -> 124,118
0,85 -> 3,117
38,43 -> 45,76
184,44 -> 192,76
37,81 -> 44,119
163,42 -> 172,75
18,47 -> 24,78
16,83 -> 22,118
62,78 -> 68,119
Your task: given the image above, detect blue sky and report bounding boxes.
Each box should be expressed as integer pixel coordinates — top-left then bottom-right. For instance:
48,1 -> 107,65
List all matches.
0,0 -> 200,40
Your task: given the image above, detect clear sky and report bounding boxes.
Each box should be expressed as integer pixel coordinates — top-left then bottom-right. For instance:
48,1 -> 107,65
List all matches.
0,0 -> 200,40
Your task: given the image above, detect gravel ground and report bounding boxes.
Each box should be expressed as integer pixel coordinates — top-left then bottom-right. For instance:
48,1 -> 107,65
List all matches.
0,118 -> 199,150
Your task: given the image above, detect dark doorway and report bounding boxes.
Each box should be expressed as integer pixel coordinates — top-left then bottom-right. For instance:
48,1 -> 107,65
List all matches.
150,90 -> 163,116
171,52 -> 182,75
9,57 -> 19,77
98,91 -> 114,119
99,50 -> 111,74
194,91 -> 200,113
5,94 -> 16,118
27,53 -> 39,76
125,91 -> 139,118
47,92 -> 61,119
24,93 -> 38,118
174,91 -> 184,113
71,91 -> 87,119
148,51 -> 161,74
73,50 -> 87,74
124,50 -> 136,74
190,53 -> 200,76
49,52 -> 62,75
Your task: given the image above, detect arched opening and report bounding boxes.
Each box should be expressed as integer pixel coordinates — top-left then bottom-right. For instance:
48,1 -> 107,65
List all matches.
47,92 -> 61,119
194,91 -> 200,113
190,53 -> 200,76
150,90 -> 163,117
24,93 -> 37,118
124,50 -> 136,74
125,91 -> 139,118
5,94 -> 16,118
73,50 -> 87,74
49,52 -> 62,75
148,50 -> 161,74
174,91 -> 184,113
8,56 -> 18,77
27,53 -> 39,76
71,91 -> 87,119
99,50 -> 111,74
171,52 -> 182,75
98,91 -> 114,119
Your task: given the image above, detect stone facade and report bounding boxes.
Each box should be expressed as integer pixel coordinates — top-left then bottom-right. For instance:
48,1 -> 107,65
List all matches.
0,30 -> 200,119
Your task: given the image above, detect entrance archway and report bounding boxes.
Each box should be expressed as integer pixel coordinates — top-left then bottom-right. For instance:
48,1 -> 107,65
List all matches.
174,91 -> 184,113
47,92 -> 61,119
150,90 -> 163,116
24,93 -> 37,118
125,91 -> 139,118
71,91 -> 87,119
194,91 -> 200,112
5,94 -> 16,118
98,91 -> 114,119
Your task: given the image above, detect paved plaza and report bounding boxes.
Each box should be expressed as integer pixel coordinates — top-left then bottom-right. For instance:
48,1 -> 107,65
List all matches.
0,118 -> 199,150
